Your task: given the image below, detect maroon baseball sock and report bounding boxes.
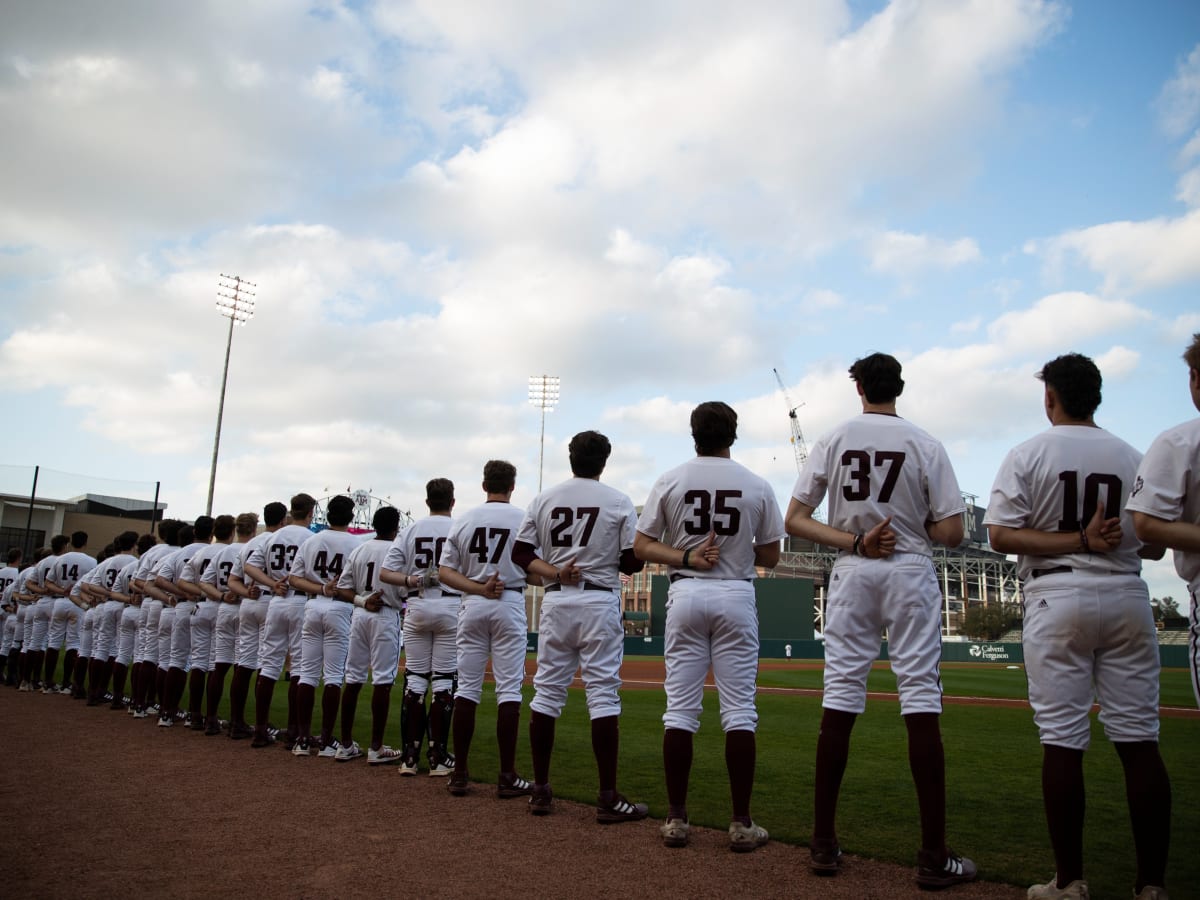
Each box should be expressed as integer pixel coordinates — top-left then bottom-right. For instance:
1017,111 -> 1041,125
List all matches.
111,663 -> 128,706
591,715 -> 619,796
1041,744 -> 1085,886
453,697 -> 478,774
813,708 -> 857,843
229,666 -> 251,727
529,710 -> 556,785
904,712 -> 947,858
1114,740 -> 1171,891
254,674 -> 276,733
663,727 -> 693,820
370,684 -> 391,749
725,729 -> 756,822
496,701 -> 520,775
296,682 -> 316,740
340,682 -> 362,747
319,684 -> 341,746
207,663 -> 230,723
188,668 -> 206,721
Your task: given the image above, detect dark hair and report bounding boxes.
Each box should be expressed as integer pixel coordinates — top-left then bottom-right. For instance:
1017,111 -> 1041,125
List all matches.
569,431 -> 611,478
1184,332 -> 1200,372
96,546 -> 111,564
263,502 -> 287,527
35,547 -> 53,563
7,547 -> 21,565
157,519 -> 182,545
137,533 -> 157,555
213,515 -> 236,541
290,493 -> 317,521
373,506 -> 401,536
192,516 -> 214,542
483,460 -> 516,494
849,353 -> 905,404
326,495 -> 355,527
426,478 -> 454,513
114,531 -> 139,552
50,534 -> 70,554
1037,353 -> 1102,420
236,513 -> 259,537
691,402 -> 738,455
70,531 -> 88,549
178,525 -> 195,547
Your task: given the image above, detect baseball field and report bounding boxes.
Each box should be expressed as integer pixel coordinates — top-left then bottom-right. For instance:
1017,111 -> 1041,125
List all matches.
2,660 -> 1194,898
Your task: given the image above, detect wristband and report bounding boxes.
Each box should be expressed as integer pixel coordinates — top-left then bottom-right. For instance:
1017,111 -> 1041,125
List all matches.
353,593 -> 368,609
1079,525 -> 1091,555
852,533 -> 864,557
681,548 -> 692,568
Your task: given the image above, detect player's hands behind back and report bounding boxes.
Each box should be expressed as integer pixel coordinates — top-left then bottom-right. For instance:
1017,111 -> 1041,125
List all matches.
687,532 -> 721,571
863,516 -> 896,559
1084,501 -> 1122,553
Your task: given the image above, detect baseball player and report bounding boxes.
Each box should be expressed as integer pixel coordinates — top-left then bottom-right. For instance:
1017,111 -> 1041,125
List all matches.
436,461 -> 531,798
787,354 -> 975,887
14,549 -> 49,690
6,552 -> 35,686
131,518 -> 182,716
226,501 -> 287,740
380,478 -> 459,776
109,533 -> 157,711
289,495 -> 362,757
513,431 -> 645,819
43,531 -> 97,694
985,353 -> 1171,900
335,506 -> 405,764
199,512 -> 258,735
635,401 -> 784,852
85,532 -> 139,706
179,515 -> 233,731
1128,332 -> 1200,710
153,520 -> 212,726
0,549 -> 20,679
245,493 -> 318,749
25,533 -> 70,691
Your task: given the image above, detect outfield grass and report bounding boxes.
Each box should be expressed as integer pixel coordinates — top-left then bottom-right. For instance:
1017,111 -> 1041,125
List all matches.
44,657 -> 1197,896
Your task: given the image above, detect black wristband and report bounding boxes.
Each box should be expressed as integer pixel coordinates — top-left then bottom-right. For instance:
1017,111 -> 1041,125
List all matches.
681,548 -> 692,568
852,533 -> 864,557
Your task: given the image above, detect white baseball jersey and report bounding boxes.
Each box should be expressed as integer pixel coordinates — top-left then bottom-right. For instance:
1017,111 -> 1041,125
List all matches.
385,515 -> 453,596
114,559 -> 139,595
440,501 -> 528,590
246,524 -> 315,593
231,530 -> 273,583
93,554 -> 138,594
134,542 -> 175,583
517,477 -> 638,589
794,413 -> 965,555
181,542 -> 223,586
0,565 -> 17,598
50,551 -> 98,593
33,554 -> 59,589
337,538 -> 403,609
202,542 -> 246,593
1126,417 -> 1200,587
157,542 -> 210,585
985,425 -> 1145,580
638,457 -> 785,579
290,529 -> 362,592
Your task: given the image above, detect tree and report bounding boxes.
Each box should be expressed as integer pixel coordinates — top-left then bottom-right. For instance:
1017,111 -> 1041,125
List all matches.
1151,596 -> 1180,622
962,603 -> 1022,641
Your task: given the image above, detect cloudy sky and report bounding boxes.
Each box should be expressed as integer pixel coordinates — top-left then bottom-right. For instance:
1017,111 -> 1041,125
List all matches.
2,1 -> 1198,600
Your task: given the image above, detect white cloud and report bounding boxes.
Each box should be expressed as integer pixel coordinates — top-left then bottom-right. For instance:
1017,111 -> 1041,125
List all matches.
1157,43 -> 1200,138
1169,312 -> 1200,341
1039,210 -> 1200,293
1094,345 -> 1140,379
868,230 -> 982,275
986,292 -> 1150,351
951,316 -> 982,334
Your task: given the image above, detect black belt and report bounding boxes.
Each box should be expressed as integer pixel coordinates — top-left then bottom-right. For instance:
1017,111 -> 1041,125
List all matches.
544,581 -> 613,593
669,574 -> 752,584
1027,566 -> 1140,581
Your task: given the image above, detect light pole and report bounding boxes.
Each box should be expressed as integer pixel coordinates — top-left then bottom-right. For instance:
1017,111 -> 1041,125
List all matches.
206,274 -> 256,515
527,375 -> 560,493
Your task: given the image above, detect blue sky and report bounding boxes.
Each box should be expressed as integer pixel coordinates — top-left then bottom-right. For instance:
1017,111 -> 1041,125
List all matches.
1,1 -> 1198,601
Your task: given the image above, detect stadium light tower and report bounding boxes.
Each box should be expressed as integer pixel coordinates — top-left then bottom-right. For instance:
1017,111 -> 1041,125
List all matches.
527,374 -> 560,493
206,274 -> 257,515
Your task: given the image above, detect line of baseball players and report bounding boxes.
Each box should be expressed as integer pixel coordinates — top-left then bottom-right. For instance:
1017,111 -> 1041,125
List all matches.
4,338 -> 1197,899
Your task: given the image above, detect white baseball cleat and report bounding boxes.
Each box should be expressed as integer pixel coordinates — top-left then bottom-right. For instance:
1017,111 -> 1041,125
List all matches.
1027,876 -> 1089,899
367,745 -> 404,766
334,741 -> 363,762
317,739 -> 341,759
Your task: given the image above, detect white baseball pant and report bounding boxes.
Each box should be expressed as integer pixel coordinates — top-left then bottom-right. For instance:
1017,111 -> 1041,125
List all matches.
344,606 -> 403,686
456,592 -> 527,705
531,587 -> 623,720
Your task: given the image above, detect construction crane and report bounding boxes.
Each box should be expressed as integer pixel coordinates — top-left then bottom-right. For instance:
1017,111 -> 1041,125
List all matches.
772,367 -> 809,473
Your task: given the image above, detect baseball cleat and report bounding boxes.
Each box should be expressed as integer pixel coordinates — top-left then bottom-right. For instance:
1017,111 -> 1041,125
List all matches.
1026,877 -> 1089,899
204,720 -> 223,736
528,784 -> 553,816
728,821 -> 769,853
917,848 -> 977,890
596,793 -> 648,825
367,745 -> 403,766
428,751 -> 455,777
809,838 -> 842,875
334,741 -> 363,762
447,773 -> 470,796
291,737 -> 315,757
660,818 -> 690,848
496,773 -> 532,799
397,754 -> 419,776
317,739 -> 341,759
1132,887 -> 1168,900
250,732 -> 277,749
228,724 -> 254,740
157,715 -> 174,727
